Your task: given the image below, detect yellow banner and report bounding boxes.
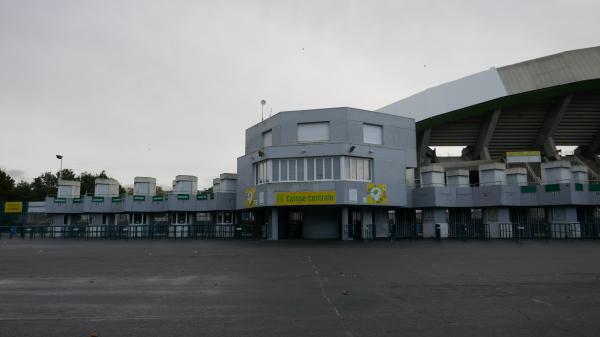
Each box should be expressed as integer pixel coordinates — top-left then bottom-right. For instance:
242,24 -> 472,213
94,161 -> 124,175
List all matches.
366,183 -> 387,204
4,201 -> 23,213
506,151 -> 541,157
275,191 -> 336,206
244,187 -> 256,208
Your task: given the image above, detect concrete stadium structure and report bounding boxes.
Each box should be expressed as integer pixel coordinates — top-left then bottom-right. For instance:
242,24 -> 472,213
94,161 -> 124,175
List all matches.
29,46 -> 600,240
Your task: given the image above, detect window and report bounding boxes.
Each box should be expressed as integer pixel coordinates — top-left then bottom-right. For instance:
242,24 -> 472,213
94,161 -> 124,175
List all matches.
63,215 -> 69,225
255,160 -> 271,184
196,212 -> 211,222
217,212 -> 233,224
255,156 -> 352,184
344,157 -> 372,181
263,129 -> 272,147
363,124 -> 383,145
133,213 -> 144,224
102,214 -> 107,225
297,122 -> 329,143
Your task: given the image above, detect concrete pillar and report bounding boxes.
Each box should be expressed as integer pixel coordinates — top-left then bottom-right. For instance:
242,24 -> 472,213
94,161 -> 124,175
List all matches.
374,208 -> 389,238
541,160 -> 571,184
446,169 -> 470,187
421,164 -> 445,187
549,206 -> 580,238
423,208 -> 448,238
478,163 -> 506,186
361,208 -> 373,238
341,207 -> 351,240
571,165 -> 588,184
506,168 -> 528,186
485,207 -> 511,238
268,208 -> 279,240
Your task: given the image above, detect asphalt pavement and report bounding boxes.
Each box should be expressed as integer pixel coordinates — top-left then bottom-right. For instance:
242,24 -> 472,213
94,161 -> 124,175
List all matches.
1,239 -> 599,337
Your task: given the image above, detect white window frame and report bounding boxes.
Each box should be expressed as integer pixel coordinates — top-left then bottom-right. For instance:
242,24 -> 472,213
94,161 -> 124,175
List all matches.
263,129 -> 272,147
297,122 -> 330,143
363,123 -> 383,145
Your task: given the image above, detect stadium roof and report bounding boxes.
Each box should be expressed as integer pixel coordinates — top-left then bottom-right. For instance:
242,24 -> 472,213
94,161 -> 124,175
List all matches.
378,46 -> 600,162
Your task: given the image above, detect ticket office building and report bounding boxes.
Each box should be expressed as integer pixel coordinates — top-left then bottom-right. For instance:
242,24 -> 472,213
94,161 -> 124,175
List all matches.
236,107 -> 417,240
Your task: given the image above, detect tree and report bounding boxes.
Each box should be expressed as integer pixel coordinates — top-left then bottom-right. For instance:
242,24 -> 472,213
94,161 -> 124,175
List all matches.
13,181 -> 32,201
156,186 -> 165,196
0,169 -> 15,201
30,172 -> 58,200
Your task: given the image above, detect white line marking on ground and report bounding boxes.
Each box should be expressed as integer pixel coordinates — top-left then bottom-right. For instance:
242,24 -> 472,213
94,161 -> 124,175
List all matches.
532,298 -> 552,307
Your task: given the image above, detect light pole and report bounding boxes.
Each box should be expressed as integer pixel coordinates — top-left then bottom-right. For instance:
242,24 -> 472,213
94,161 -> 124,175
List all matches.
261,99 -> 266,122
56,154 -> 63,183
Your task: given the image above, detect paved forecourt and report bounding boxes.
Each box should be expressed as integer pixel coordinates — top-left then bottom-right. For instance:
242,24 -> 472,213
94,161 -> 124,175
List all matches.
1,240 -> 600,337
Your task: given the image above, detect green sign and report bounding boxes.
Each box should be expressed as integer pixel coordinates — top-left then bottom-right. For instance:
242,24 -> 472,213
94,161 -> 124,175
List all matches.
196,193 -> 208,200
177,194 -> 190,200
590,183 -> 600,192
520,186 -> 536,193
575,183 -> 584,192
72,197 -> 83,203
54,197 -> 67,203
152,195 -> 164,202
92,196 -> 105,203
133,195 -> 146,201
544,184 -> 560,193
112,197 -> 122,203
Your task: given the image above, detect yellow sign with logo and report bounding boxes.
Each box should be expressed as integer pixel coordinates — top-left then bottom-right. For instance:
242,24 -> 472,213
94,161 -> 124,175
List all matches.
4,201 -> 23,213
275,191 -> 336,206
507,151 -> 541,157
366,183 -> 387,204
244,187 -> 257,208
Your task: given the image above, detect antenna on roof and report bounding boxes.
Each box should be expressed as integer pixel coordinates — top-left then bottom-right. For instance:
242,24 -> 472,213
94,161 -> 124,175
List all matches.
260,99 -> 266,122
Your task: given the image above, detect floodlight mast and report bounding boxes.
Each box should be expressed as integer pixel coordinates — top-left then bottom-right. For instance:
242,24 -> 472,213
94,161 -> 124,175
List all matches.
56,154 -> 63,191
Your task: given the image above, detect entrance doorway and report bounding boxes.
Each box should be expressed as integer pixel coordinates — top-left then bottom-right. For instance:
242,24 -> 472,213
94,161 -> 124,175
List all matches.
280,208 -> 303,239
349,208 -> 362,239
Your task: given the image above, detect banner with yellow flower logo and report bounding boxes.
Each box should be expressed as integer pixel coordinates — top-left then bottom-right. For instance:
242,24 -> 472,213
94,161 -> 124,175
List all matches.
366,184 -> 387,204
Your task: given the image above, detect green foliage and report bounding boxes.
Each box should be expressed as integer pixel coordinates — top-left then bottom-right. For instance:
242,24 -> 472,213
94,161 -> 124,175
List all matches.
0,168 -> 126,201
0,169 -> 16,201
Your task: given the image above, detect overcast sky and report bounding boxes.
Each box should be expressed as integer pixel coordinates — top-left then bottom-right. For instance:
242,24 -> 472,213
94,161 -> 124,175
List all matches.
1,0 -> 599,189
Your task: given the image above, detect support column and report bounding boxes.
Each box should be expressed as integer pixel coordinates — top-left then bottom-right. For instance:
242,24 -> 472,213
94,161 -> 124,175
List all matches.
268,208 -> 279,240
341,207 -> 351,240
361,208 -> 373,239
423,208 -> 448,239
536,94 -> 573,160
474,108 -> 501,160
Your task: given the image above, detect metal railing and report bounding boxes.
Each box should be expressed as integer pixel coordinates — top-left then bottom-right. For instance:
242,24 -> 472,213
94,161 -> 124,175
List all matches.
0,224 -> 265,240
448,223 -> 490,239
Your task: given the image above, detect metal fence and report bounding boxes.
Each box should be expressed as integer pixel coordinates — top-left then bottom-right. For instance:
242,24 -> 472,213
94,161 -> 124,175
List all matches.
448,223 -> 490,239
0,224 -> 266,240
389,223 -> 422,239
499,223 -> 600,240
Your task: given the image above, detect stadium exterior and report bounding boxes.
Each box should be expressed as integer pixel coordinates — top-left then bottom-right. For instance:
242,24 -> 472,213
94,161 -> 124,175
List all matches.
13,46 -> 600,240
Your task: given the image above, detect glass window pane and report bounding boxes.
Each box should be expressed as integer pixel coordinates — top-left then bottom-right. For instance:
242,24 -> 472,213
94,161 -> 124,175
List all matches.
365,159 -> 371,180
334,157 -> 340,179
350,158 -> 357,180
281,159 -> 288,181
363,124 -> 382,144
297,158 -> 304,181
344,157 -> 350,179
307,158 -> 314,180
316,158 -> 324,180
297,122 -> 330,142
357,158 -> 364,180
324,157 -> 332,179
272,159 -> 279,182
289,159 -> 296,180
